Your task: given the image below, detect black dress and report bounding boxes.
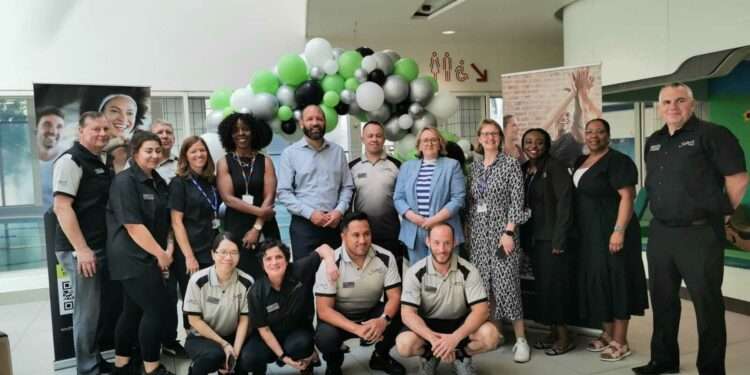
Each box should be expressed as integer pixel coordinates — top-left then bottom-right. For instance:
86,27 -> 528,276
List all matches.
224,153 -> 281,277
573,149 -> 648,323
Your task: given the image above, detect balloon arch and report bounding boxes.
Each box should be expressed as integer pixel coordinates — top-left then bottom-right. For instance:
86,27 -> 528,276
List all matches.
203,38 -> 472,162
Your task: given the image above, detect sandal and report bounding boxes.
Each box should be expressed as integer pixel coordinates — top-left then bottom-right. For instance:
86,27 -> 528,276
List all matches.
586,333 -> 611,352
533,334 -> 557,350
600,341 -> 631,362
545,341 -> 576,356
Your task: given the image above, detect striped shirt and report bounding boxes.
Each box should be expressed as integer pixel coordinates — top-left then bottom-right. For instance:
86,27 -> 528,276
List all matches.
416,160 -> 436,216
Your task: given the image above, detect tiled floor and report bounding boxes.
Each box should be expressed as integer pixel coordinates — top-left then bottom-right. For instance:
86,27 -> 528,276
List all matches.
2,297 -> 750,375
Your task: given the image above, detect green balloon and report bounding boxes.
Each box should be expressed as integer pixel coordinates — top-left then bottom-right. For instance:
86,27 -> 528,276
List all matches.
209,89 -> 231,110
321,105 -> 338,132
251,70 -> 280,94
338,51 -> 363,79
222,107 -> 235,117
420,75 -> 439,92
345,78 -> 360,91
277,54 -> 309,86
394,58 -> 419,81
323,91 -> 340,107
321,74 -> 345,93
277,106 -> 293,121
440,130 -> 459,143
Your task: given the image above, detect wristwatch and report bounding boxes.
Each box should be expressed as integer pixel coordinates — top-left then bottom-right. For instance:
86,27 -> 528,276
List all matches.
253,223 -> 263,231
502,230 -> 515,237
380,313 -> 392,325
613,225 -> 624,233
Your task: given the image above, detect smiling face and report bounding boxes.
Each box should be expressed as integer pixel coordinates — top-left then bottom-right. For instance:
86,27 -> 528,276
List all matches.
427,224 -> 454,266
418,128 -> 442,160
658,85 -> 695,128
79,116 -> 111,152
523,130 -> 546,160
341,219 -> 372,259
186,140 -> 208,173
151,122 -> 175,155
133,140 -> 162,173
103,96 -> 137,136
261,246 -> 289,280
478,123 -> 502,153
36,114 -> 64,151
362,123 -> 385,156
212,239 -> 240,272
231,120 -> 253,151
301,105 -> 325,141
584,120 -> 609,153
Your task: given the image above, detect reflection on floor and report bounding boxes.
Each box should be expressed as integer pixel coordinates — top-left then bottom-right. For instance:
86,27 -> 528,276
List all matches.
2,297 -> 750,375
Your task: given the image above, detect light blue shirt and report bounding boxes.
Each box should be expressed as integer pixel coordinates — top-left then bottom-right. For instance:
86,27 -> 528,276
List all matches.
277,138 -> 354,219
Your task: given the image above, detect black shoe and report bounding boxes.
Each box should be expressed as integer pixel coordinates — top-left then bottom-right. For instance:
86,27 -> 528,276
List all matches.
98,359 -> 114,374
161,341 -> 187,357
142,364 -> 175,375
325,365 -> 343,375
632,361 -> 680,374
369,351 -> 406,375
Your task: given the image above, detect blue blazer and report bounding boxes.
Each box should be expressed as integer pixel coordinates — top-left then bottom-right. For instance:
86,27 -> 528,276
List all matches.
393,157 -> 466,248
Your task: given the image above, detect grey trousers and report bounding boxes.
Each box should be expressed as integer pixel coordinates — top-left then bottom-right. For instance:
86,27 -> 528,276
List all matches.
56,249 -> 105,375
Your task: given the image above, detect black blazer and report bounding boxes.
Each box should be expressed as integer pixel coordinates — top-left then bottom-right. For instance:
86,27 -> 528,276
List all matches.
522,156 -> 574,250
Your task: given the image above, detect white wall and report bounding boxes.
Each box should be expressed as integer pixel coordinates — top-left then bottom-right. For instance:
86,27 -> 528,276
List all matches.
0,0 -> 307,91
562,0 -> 750,86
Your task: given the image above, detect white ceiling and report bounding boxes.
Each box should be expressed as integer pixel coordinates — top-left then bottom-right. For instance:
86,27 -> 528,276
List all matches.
306,0 -> 566,45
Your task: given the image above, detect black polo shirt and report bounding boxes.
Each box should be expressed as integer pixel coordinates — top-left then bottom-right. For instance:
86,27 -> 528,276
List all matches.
247,253 -> 322,335
168,174 -> 221,262
52,142 -> 113,251
645,115 -> 746,224
106,160 -> 171,280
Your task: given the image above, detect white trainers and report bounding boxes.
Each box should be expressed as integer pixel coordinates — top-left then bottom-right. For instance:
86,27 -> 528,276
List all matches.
513,337 -> 531,363
453,356 -> 477,375
419,356 -> 439,375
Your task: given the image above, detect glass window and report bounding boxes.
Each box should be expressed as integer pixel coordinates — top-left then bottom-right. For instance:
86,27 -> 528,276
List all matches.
150,96 -> 185,145
0,98 -> 35,206
189,97 -> 209,136
444,96 -> 484,144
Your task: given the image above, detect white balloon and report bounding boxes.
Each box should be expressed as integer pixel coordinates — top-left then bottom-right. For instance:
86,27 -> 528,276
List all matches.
269,118 -> 282,134
426,92 -> 459,119
323,59 -> 339,75
251,93 -> 279,120
395,134 -> 417,157
230,88 -> 254,114
205,110 -> 224,132
361,55 -> 377,73
355,82 -> 385,112
304,37 -> 333,68
398,114 -> 413,130
200,133 -> 226,166
457,139 -> 471,154
280,126 -> 303,143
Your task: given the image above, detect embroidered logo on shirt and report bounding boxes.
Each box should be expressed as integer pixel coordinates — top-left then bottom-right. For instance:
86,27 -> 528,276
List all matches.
678,140 -> 695,148
206,296 -> 220,304
342,281 -> 355,288
649,144 -> 662,151
266,302 -> 280,312
142,194 -> 155,200
94,168 -> 105,174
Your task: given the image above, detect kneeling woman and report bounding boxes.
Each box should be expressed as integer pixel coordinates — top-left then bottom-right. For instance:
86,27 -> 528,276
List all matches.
183,233 -> 254,375
243,240 -> 338,374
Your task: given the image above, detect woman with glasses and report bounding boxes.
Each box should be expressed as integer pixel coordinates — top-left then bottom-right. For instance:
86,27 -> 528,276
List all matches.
465,119 -> 531,362
394,127 -> 466,263
183,232 -> 255,375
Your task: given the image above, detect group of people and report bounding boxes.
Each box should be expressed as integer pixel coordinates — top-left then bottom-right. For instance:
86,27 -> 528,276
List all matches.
53,82 -> 746,375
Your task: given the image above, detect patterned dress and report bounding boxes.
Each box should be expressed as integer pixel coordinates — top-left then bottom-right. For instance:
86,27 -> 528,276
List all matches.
465,154 -> 530,321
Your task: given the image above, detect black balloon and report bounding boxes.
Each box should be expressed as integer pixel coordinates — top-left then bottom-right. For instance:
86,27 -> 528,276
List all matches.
334,101 -> 350,115
367,69 -> 387,86
294,80 -> 324,109
392,100 -> 411,116
356,46 -> 374,57
280,119 -> 297,134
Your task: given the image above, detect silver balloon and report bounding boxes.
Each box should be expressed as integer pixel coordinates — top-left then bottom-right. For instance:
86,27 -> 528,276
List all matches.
373,52 -> 394,75
383,75 -> 409,104
410,77 -> 434,104
348,101 -> 362,116
310,66 -> 325,80
398,114 -> 414,130
251,93 -> 279,120
269,118 -> 282,134
276,85 -> 296,108
332,48 -> 345,60
340,89 -> 355,104
294,109 -> 303,121
367,104 -> 391,124
382,49 -> 401,63
408,102 -> 424,117
354,68 -> 368,83
412,112 -> 437,134
384,117 -> 407,141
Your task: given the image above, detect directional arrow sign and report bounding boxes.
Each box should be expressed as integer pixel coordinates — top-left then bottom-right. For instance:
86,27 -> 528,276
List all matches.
470,63 -> 488,82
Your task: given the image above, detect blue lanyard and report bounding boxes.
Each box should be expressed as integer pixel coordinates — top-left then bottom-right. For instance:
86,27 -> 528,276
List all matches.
190,177 -> 219,215
476,158 -> 498,199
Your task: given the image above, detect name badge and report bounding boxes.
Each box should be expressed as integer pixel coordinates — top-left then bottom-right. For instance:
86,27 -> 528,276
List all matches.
94,168 -> 105,174
143,194 -> 155,200
207,296 -> 220,304
212,218 -> 221,229
342,281 -> 355,288
357,173 -> 367,179
242,194 -> 254,204
266,302 -> 280,313
476,203 -> 488,214
650,144 -> 661,152
424,286 -> 437,293
679,140 -> 695,148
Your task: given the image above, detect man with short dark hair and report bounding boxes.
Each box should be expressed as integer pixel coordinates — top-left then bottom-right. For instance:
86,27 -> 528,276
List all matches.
633,83 -> 749,375
37,107 -> 66,208
314,212 -> 405,375
396,223 -> 501,375
53,111 -> 113,375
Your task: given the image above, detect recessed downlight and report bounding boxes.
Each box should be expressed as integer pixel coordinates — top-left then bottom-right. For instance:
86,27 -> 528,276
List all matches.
442,30 -> 456,35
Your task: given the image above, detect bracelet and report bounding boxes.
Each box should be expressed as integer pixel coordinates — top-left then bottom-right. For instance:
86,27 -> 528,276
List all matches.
278,351 -> 287,360
613,225 -> 624,233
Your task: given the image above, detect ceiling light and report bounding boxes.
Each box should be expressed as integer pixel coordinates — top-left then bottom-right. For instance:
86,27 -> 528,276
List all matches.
442,30 -> 456,35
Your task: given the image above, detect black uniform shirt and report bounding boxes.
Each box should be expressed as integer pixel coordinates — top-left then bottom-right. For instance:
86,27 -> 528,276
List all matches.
248,252 -> 322,335
645,115 -> 746,224
168,174 -> 221,260
106,160 -> 171,280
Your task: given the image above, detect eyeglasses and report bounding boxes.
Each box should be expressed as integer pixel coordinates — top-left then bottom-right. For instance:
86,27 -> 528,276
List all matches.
479,131 -> 501,137
214,250 -> 240,257
421,138 -> 440,144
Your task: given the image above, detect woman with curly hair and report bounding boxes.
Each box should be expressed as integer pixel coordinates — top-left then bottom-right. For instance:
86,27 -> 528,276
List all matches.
216,113 -> 280,278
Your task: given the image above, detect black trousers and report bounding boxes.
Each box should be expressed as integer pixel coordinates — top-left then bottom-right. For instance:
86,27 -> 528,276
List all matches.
115,267 -> 169,362
314,303 -> 401,369
647,220 -> 726,375
529,240 -> 571,325
289,215 -> 341,261
240,328 -> 315,372
185,334 -> 255,375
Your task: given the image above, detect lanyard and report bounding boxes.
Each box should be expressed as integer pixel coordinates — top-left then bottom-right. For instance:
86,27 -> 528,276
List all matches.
233,152 -> 256,195
189,177 -> 219,216
476,159 -> 498,200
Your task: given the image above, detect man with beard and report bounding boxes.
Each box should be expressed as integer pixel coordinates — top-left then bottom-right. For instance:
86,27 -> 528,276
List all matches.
396,223 -> 501,375
277,105 -> 354,260
36,107 -> 66,209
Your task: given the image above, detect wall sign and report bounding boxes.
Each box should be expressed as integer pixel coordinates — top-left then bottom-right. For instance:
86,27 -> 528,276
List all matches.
429,51 -> 488,83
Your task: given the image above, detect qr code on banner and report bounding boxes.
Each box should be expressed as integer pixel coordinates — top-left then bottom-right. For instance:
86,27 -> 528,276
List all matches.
58,278 -> 74,316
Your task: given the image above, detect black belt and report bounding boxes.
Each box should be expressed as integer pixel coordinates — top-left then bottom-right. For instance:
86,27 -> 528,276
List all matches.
655,218 -> 709,227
